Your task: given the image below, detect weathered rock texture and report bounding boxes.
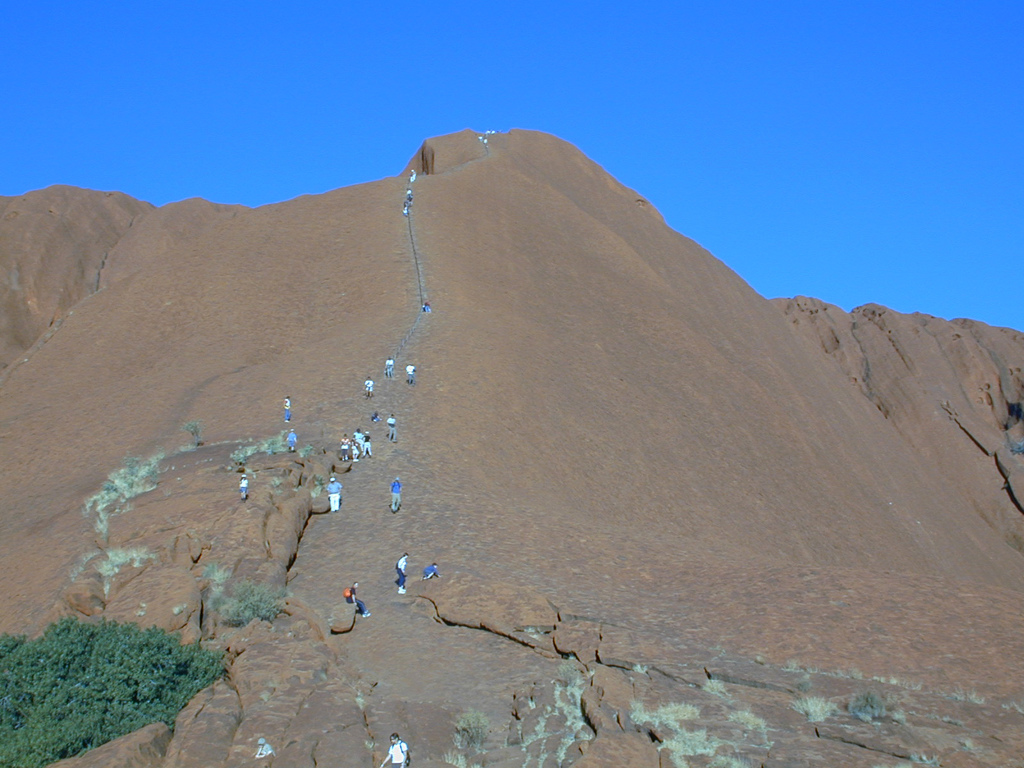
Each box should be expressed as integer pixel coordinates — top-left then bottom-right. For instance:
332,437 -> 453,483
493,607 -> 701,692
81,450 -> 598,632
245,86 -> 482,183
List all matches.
1,129 -> 1023,767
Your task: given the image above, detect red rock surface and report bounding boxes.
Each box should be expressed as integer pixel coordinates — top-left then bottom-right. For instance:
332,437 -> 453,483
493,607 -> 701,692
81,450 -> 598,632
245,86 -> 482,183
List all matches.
2,129 -> 1023,767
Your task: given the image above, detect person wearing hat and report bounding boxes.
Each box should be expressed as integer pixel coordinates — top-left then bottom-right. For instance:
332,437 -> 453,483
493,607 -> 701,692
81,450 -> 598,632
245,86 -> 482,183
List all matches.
327,476 -> 343,512
239,475 -> 248,502
287,429 -> 297,452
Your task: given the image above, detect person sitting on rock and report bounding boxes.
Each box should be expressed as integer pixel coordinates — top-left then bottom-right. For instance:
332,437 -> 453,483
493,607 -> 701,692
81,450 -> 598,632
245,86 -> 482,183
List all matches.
422,563 -> 440,580
344,582 -> 370,617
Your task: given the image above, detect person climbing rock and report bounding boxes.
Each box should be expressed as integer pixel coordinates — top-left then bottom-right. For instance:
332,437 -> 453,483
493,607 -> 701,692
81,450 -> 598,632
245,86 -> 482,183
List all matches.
371,410 -> 382,423
422,301 -> 431,312
284,396 -> 291,422
396,553 -> 408,594
239,475 -> 249,502
406,364 -> 416,385
384,357 -> 395,379
362,432 -> 373,457
390,477 -> 402,513
364,377 -> 374,398
422,562 -> 440,580
340,435 -> 352,462
387,413 -> 397,442
409,169 -> 416,184
287,429 -> 297,452
344,582 -> 370,618
402,201 -> 409,217
381,733 -> 409,768
327,476 -> 342,512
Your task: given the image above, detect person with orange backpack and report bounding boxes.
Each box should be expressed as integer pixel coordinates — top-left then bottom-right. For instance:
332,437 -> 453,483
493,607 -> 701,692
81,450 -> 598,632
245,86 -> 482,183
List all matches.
343,582 -> 370,618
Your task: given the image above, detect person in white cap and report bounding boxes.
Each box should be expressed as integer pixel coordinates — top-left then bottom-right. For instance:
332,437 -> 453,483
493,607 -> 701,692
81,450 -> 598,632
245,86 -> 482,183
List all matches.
255,738 -> 275,758
239,475 -> 248,502
327,476 -> 342,512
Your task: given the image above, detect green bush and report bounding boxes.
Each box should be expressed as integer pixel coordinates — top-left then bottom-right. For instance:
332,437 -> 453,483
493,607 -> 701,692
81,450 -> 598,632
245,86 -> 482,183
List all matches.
848,691 -> 886,722
182,420 -> 203,447
219,581 -> 286,626
453,710 -> 489,750
0,617 -> 222,768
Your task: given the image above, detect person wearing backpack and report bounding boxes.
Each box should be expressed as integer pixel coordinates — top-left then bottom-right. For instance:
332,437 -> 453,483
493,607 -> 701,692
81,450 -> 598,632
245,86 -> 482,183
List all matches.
381,733 -> 409,768
344,583 -> 370,618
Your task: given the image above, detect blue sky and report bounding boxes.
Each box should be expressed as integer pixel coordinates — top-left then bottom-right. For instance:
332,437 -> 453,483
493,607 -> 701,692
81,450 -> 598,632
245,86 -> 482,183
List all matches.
3,1 -> 1021,330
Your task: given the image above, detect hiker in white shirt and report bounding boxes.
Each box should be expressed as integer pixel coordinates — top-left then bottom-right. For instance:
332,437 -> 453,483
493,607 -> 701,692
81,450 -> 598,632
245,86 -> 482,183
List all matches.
381,733 -> 409,767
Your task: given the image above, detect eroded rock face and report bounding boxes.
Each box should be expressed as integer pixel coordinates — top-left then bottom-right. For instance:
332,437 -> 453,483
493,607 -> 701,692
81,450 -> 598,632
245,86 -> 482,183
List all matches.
777,297 -> 1024,551
0,186 -> 152,368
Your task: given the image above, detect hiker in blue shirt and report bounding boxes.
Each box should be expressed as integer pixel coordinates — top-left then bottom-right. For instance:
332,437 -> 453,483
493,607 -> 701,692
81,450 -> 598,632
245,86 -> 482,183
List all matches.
287,429 -> 297,452
284,397 -> 291,422
422,563 -> 440,580
327,476 -> 343,512
390,478 -> 402,513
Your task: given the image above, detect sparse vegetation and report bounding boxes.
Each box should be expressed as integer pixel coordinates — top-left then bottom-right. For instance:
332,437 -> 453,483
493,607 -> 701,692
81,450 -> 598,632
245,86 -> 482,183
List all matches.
632,700 -> 719,767
728,710 -> 767,732
710,757 -> 749,768
84,453 -> 164,539
308,474 -> 326,498
442,750 -> 483,768
231,432 -> 289,465
96,546 -> 154,596
182,420 -> 203,447
791,696 -> 838,722
631,700 -> 700,730
219,580 -> 286,626
662,728 -> 722,767
0,617 -> 222,768
453,710 -> 489,750
946,686 -> 985,704
703,678 -> 729,697
848,691 -> 887,722
299,443 -> 316,457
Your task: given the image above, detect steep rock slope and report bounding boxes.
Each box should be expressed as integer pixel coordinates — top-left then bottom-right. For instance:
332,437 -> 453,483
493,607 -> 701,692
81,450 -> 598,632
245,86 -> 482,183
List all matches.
0,186 -> 152,368
3,129 -> 1024,767
397,129 -> 1024,593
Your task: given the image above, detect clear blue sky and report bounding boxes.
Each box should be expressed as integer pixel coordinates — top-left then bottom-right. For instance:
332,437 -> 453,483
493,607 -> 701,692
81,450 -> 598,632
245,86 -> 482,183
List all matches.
3,2 -> 1021,330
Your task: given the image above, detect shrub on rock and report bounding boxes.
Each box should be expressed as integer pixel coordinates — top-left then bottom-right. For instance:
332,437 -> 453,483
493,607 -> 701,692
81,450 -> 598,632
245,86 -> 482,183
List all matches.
0,617 -> 223,768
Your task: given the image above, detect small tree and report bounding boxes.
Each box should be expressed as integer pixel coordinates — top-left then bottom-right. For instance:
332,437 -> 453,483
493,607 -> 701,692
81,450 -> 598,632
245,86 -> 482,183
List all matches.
182,420 -> 203,447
